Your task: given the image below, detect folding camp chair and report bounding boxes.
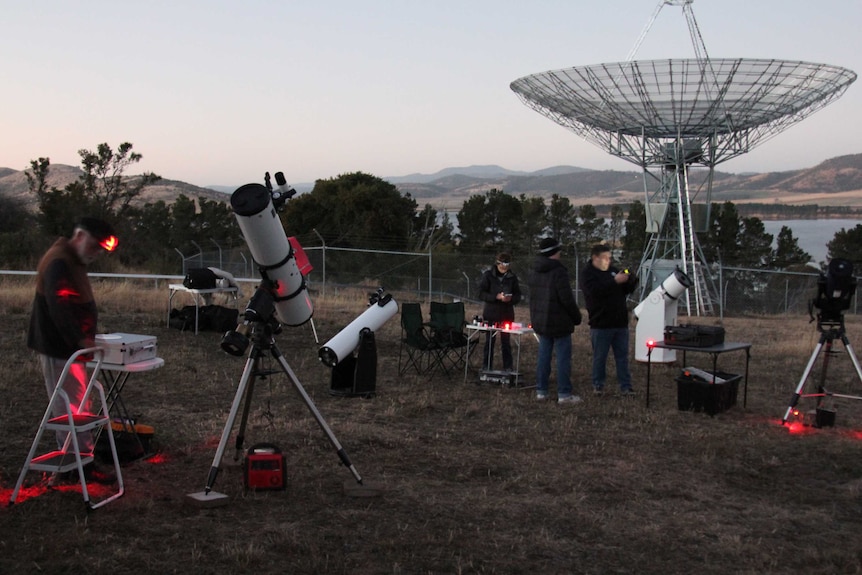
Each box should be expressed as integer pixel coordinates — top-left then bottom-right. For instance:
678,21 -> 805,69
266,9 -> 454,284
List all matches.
398,303 -> 444,376
428,301 -> 472,375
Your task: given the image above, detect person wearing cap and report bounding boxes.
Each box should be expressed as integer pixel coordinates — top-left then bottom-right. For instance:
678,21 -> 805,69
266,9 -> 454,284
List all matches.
27,217 -> 119,484
528,237 -> 583,404
477,252 -> 522,371
580,243 -> 638,397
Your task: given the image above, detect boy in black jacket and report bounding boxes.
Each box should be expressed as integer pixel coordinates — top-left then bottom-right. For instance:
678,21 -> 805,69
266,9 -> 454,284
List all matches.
580,244 -> 638,396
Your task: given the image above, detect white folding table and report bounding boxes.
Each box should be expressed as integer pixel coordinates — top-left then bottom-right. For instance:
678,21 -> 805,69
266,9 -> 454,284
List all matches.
464,323 -> 535,386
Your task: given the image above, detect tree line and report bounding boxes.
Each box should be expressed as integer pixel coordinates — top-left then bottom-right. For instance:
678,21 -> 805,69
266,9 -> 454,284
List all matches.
2,142 -> 861,278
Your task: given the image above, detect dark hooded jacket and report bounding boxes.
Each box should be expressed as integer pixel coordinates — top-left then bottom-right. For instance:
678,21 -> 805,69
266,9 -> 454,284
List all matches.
528,256 -> 582,337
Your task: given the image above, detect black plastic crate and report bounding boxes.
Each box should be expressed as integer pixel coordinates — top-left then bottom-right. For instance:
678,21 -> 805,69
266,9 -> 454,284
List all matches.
676,370 -> 740,415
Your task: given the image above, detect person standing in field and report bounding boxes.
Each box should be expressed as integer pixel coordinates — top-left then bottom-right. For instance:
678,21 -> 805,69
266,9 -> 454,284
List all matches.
28,217 -> 119,484
477,251 -> 522,371
580,243 -> 638,397
528,237 -> 583,404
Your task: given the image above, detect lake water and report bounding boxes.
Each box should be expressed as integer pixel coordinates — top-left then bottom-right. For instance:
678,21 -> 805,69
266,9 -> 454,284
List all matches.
443,210 -> 856,263
762,219 -> 859,263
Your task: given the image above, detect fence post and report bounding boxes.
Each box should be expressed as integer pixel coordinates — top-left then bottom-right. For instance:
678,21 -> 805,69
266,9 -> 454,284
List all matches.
313,229 -> 326,301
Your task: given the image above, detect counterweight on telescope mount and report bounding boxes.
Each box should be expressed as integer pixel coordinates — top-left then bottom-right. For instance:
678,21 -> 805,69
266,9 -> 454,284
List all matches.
510,0 -> 856,315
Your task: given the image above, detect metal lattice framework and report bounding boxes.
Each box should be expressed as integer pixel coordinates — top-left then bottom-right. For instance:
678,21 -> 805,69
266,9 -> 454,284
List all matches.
511,58 -> 856,169
510,1 -> 856,315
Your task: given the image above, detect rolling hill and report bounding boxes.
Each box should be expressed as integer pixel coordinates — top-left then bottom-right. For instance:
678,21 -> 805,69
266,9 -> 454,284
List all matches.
2,154 -> 862,214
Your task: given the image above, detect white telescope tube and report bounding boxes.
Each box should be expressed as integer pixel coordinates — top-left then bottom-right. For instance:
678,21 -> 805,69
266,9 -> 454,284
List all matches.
230,183 -> 313,326
318,297 -> 398,367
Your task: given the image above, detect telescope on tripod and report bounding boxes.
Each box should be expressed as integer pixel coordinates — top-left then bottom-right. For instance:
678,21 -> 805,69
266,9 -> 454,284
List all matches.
781,258 -> 862,427
188,172 -> 367,505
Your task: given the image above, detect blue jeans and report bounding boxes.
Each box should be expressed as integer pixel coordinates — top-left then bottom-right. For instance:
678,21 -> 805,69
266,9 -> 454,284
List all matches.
536,334 -> 573,397
590,328 -> 632,391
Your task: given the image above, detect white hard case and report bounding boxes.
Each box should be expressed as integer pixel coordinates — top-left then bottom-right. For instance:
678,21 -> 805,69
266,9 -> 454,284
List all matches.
95,333 -> 158,365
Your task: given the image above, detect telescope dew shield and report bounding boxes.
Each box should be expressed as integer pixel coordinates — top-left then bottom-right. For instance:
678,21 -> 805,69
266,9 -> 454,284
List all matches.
660,268 -> 693,301
318,297 -> 399,367
231,183 -> 313,326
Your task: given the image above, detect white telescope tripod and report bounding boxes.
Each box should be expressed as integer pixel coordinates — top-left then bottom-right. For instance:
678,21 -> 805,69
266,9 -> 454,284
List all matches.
190,288 -> 362,501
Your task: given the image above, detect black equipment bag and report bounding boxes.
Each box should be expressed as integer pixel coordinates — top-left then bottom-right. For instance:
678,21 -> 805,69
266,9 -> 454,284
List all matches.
199,305 -> 238,332
664,324 -> 725,348
169,305 -> 237,332
182,267 -> 218,289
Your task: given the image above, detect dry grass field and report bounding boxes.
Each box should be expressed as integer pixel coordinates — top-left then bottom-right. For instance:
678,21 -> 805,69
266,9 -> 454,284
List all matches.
1,277 -> 862,574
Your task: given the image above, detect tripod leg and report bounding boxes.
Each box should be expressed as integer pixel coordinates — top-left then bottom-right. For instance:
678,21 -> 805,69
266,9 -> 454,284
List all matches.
204,352 -> 258,494
815,339 -> 835,408
782,340 -> 825,424
233,376 -> 257,462
270,343 -> 364,484
841,336 -> 862,384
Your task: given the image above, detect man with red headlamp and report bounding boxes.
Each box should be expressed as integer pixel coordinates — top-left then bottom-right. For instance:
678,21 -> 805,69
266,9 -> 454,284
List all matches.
28,217 -> 119,484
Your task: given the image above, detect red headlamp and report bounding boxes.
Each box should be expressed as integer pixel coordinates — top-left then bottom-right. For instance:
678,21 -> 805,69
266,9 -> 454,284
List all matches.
100,235 -> 118,252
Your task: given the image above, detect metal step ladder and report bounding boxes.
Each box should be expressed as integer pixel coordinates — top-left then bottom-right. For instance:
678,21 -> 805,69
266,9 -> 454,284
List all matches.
694,263 -> 715,315
9,347 -> 124,509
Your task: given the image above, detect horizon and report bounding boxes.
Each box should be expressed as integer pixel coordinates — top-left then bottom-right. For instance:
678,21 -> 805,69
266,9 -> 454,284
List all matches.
2,1 -> 860,189
6,156 -> 857,192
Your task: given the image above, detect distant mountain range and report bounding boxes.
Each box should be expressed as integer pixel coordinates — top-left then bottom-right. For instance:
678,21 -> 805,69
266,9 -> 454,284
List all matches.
388,155 -> 862,209
3,155 -> 862,213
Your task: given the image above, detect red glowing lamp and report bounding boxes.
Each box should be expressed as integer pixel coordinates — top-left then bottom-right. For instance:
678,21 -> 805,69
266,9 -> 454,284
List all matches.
100,235 -> 118,252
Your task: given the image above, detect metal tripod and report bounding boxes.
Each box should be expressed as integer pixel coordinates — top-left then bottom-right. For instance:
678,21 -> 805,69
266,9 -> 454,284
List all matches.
202,321 -> 362,495
782,317 -> 862,425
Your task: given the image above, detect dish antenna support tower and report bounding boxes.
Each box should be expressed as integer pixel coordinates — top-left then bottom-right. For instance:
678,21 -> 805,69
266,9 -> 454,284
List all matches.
511,0 -> 856,315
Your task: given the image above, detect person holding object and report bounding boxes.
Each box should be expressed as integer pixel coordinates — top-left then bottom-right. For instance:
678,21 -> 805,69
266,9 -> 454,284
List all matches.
528,238 -> 583,404
27,217 -> 119,484
477,252 -> 522,371
580,243 -> 639,397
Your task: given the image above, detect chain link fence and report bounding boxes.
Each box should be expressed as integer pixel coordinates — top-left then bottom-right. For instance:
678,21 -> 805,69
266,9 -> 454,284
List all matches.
182,244 -> 858,318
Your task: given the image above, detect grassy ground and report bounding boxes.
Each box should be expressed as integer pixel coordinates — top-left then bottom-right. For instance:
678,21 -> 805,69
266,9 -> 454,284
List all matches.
1,278 -> 862,574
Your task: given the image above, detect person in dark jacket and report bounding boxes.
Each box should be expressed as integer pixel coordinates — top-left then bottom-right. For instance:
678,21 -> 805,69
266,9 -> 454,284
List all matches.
580,243 -> 638,396
28,217 -> 119,483
528,238 -> 583,404
477,252 -> 522,371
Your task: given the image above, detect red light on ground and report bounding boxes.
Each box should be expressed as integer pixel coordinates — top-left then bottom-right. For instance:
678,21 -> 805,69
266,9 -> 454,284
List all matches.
2,479 -> 117,505
790,423 -> 820,435
100,235 -> 118,252
145,452 -> 170,465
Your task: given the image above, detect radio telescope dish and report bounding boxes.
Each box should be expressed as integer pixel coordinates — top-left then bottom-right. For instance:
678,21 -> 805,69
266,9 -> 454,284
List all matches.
511,1 -> 856,315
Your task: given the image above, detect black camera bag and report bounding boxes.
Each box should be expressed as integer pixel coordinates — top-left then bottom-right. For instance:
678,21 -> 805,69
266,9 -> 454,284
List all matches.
182,267 -> 218,289
664,324 -> 725,347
